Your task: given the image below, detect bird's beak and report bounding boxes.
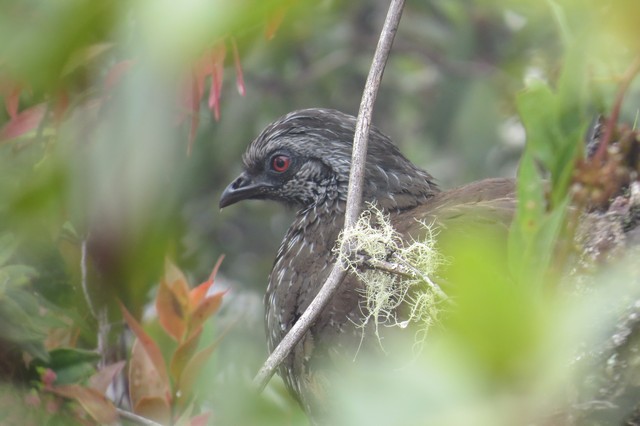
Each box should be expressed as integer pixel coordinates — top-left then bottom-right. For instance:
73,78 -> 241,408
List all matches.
219,172 -> 269,208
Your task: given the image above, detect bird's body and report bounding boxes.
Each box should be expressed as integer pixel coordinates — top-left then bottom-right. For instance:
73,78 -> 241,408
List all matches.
220,108 -> 516,418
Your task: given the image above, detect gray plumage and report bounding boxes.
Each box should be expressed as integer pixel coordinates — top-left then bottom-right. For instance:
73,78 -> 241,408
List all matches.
220,108 -> 516,419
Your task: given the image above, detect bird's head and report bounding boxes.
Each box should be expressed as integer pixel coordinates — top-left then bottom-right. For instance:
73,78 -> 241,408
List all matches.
219,108 -> 438,211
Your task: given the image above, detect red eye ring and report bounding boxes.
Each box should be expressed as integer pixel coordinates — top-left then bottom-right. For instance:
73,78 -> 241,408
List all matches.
271,155 -> 291,173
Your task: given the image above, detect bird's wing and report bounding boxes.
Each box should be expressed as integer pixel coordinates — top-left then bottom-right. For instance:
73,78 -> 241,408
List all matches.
394,177 -> 517,239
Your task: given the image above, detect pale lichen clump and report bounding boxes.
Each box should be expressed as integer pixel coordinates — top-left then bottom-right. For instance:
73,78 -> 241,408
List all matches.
335,203 -> 446,349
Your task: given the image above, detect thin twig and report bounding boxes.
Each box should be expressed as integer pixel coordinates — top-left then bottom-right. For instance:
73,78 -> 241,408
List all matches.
251,0 -> 406,392
116,408 -> 163,426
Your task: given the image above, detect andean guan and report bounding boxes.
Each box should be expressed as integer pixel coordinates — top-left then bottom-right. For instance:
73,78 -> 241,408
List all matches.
219,108 -> 516,418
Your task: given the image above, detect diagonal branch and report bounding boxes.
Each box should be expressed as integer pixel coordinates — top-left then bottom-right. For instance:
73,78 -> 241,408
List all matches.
252,0 -> 406,392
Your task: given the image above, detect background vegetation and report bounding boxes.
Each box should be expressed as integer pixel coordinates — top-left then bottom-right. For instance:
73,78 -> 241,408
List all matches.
0,0 -> 639,424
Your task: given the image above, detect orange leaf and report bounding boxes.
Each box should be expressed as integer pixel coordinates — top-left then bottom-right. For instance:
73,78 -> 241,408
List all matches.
156,277 -> 188,341
231,38 -> 246,96
134,396 -> 172,425
129,339 -> 171,410
119,301 -> 170,393
0,104 -> 46,141
51,384 -> 117,424
189,291 -> 225,335
169,327 -> 202,385
88,361 -> 126,394
189,254 -> 225,307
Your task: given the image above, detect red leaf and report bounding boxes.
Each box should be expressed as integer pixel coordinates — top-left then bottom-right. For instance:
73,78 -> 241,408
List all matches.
156,276 -> 189,342
89,361 -> 126,394
231,38 -> 246,96
134,396 -> 172,425
189,255 -> 224,307
129,339 -> 171,411
188,291 -> 225,338
119,301 -> 170,392
51,384 -> 118,424
208,45 -> 226,121
104,59 -> 135,92
0,104 -> 46,141
4,85 -> 20,119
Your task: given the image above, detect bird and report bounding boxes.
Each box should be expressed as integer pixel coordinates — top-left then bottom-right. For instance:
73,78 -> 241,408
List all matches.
219,108 -> 516,419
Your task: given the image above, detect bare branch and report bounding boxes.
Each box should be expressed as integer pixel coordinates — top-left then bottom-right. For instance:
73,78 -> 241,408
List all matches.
252,0 -> 406,392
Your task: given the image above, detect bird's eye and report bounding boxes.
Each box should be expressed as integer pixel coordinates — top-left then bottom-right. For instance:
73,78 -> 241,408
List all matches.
271,155 -> 291,173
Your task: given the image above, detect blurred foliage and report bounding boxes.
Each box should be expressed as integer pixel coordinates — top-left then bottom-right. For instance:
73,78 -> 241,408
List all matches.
0,0 -> 639,424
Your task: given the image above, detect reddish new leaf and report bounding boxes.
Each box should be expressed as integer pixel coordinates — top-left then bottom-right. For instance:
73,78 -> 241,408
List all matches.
208,44 -> 226,122
4,85 -> 20,119
156,277 -> 188,341
0,104 -> 46,141
189,291 -> 225,335
134,396 -> 172,425
119,301 -> 170,392
129,339 -> 170,411
88,361 -> 126,394
189,254 -> 225,307
170,327 -> 202,385
51,384 -> 117,424
231,38 -> 246,96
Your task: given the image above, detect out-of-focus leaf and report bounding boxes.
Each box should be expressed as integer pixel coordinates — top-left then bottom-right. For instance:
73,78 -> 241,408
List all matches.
188,291 -> 225,335
52,90 -> 69,125
4,85 -> 21,119
177,338 -> 221,402
129,339 -> 170,411
120,302 -> 170,391
265,4 -> 287,40
51,384 -> 117,424
88,361 -> 126,394
189,255 -> 224,307
0,104 -> 46,141
40,348 -> 100,385
104,59 -> 135,92
0,265 -> 38,288
170,327 -> 202,385
134,396 -> 172,425
0,233 -> 18,267
61,43 -> 114,76
156,277 -> 188,342
232,38 -> 245,96
508,152 -> 556,286
208,44 -> 226,121
190,411 -> 211,426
